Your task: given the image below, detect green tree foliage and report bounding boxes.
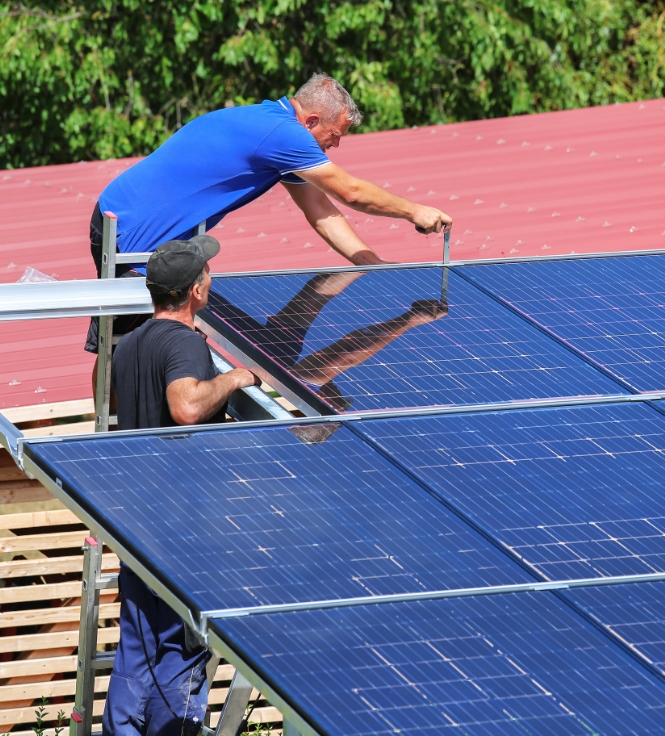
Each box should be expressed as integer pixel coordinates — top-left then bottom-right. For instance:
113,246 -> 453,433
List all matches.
1,0 -> 663,168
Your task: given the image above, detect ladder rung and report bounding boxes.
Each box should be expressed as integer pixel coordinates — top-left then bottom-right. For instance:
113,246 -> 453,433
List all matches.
116,252 -> 151,264
96,573 -> 119,590
91,652 -> 115,670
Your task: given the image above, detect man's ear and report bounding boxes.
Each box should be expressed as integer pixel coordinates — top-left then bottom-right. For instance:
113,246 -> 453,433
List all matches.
191,281 -> 204,301
304,113 -> 320,130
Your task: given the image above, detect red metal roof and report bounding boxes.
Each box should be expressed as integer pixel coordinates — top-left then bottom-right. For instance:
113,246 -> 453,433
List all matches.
1,98 -> 663,409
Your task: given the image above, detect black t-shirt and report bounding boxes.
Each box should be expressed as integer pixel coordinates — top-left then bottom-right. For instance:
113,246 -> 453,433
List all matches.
112,318 -> 226,430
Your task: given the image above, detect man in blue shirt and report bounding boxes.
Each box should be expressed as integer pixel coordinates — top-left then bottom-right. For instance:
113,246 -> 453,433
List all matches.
85,73 -> 453,353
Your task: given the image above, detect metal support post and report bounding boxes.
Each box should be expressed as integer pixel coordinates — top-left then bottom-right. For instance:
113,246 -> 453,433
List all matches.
283,721 -> 302,736
214,670 -> 253,736
71,536 -> 118,736
95,212 -> 117,432
197,220 -> 207,236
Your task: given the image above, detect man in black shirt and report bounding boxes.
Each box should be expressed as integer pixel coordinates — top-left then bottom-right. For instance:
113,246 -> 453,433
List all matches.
104,236 -> 258,736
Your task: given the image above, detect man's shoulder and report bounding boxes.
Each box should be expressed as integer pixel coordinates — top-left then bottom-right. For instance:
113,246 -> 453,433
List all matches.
116,319 -> 195,353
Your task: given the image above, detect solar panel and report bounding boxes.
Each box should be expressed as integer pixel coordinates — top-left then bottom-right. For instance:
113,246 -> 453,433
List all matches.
567,581 -> 665,676
209,591 -> 665,735
458,255 -> 665,392
205,267 -> 625,414
357,401 -> 665,580
23,423 -> 533,617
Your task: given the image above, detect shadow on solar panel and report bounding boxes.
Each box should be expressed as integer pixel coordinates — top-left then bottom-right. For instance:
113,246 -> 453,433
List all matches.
207,267 -> 624,413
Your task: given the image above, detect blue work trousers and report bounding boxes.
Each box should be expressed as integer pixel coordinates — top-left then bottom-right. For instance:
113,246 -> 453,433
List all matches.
102,564 -> 211,736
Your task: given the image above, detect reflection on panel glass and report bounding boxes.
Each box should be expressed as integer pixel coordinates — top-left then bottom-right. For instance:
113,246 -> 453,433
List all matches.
207,268 -> 624,413
461,255 -> 665,392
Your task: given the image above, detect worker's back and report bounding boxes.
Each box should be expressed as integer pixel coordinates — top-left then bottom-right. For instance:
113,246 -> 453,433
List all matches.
112,318 -> 225,430
98,97 -> 329,266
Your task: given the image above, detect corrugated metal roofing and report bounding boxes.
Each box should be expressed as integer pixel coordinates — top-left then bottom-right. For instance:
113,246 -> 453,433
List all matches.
1,98 -> 663,408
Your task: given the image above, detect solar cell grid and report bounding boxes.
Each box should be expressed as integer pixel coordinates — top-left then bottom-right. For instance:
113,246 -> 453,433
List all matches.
567,581 -> 665,677
206,267 -> 624,413
459,255 -> 665,393
357,401 -> 665,580
210,591 -> 665,735
24,423 -> 533,616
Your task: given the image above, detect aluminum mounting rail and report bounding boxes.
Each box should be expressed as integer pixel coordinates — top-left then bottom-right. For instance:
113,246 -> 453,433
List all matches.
209,246 -> 665,279
15,391 -> 665,448
0,278 -> 152,321
203,570 -> 665,620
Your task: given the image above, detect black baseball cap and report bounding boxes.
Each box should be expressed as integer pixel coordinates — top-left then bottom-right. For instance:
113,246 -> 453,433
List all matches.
146,235 -> 220,296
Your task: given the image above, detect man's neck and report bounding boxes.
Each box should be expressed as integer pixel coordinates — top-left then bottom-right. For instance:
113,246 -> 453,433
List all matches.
153,306 -> 195,329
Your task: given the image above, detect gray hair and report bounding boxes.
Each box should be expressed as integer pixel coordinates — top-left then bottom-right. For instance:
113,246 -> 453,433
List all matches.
294,73 -> 363,127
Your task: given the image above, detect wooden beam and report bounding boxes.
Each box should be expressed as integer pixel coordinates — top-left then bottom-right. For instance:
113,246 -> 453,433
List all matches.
0,626 -> 119,654
212,706 -> 282,726
0,580 -> 112,605
0,699 -> 106,728
0,464 -> 28,484
0,657 -> 235,681
1,399 -> 95,425
0,602 -> 120,630
0,552 -> 118,579
0,509 -> 80,531
22,421 -> 96,439
0,531 -> 88,554
0,675 -> 111,704
0,483 -> 54,505
0,702 -> 281,729
0,655 -> 77,679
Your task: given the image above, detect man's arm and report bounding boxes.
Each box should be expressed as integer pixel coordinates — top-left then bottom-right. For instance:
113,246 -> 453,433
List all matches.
283,182 -> 389,265
294,163 -> 453,234
166,368 -> 258,425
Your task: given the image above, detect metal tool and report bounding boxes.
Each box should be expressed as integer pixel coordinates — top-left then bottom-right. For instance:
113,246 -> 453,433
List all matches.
415,225 -> 450,310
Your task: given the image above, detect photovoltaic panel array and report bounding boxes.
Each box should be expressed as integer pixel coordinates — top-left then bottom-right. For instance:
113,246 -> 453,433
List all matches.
210,592 -> 665,735
23,423 -> 533,617
206,267 -> 625,413
458,255 -> 665,392
24,396 -> 665,733
23,256 -> 665,734
357,401 -> 665,580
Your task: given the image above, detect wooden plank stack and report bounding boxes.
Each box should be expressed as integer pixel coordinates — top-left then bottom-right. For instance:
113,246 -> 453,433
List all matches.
0,400 -> 282,734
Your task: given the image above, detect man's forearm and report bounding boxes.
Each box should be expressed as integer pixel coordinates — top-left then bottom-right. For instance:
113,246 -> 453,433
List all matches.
301,167 -> 414,220
297,164 -> 452,234
336,179 -> 416,220
167,369 -> 255,425
312,212 -> 383,264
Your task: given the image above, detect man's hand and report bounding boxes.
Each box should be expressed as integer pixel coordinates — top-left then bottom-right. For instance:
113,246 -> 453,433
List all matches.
408,299 -> 449,324
412,205 -> 453,235
167,368 -> 260,425
350,250 -> 396,266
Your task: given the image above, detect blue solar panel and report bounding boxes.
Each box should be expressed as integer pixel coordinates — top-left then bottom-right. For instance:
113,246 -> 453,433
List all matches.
210,592 -> 665,735
459,255 -> 665,392
24,424 -> 533,616
206,267 -> 625,413
357,402 -> 665,579
567,582 -> 665,676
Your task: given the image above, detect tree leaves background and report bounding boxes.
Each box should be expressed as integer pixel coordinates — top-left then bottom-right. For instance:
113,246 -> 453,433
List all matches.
1,0 -> 663,168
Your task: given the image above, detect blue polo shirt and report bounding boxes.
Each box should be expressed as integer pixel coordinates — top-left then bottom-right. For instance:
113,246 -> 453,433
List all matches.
98,97 -> 330,268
